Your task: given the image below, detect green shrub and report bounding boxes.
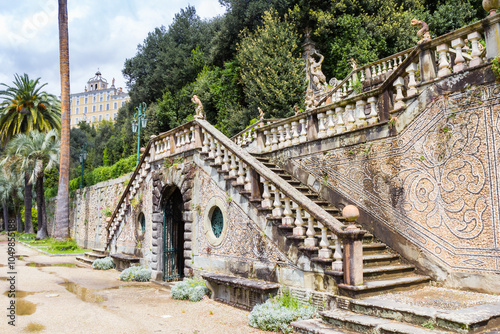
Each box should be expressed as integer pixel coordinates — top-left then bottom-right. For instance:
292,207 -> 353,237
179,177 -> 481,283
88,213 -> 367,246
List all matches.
248,289 -> 316,333
119,265 -> 151,282
171,278 -> 209,302
92,257 -> 115,270
49,239 -> 78,252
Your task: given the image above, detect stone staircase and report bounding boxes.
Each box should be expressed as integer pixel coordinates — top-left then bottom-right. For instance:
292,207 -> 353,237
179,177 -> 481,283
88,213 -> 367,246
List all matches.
254,155 -> 430,298
76,248 -> 108,267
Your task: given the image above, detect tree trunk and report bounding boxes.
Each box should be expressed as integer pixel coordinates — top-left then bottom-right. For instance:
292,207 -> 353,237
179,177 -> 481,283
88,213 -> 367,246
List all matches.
15,203 -> 22,233
2,200 -> 7,231
55,0 -> 71,240
24,172 -> 33,233
35,174 -> 48,240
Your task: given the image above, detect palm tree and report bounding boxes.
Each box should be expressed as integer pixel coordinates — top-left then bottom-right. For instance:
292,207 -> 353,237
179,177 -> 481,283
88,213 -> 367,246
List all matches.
55,0 -> 71,239
5,130 -> 60,239
0,73 -> 61,144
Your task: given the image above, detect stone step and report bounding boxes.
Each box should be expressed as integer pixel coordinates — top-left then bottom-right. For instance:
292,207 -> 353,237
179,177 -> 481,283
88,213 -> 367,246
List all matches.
325,264 -> 416,279
92,248 -> 108,255
349,297 -> 500,333
338,275 -> 430,298
76,256 -> 93,266
86,252 -> 107,261
319,308 -> 448,334
363,253 -> 400,266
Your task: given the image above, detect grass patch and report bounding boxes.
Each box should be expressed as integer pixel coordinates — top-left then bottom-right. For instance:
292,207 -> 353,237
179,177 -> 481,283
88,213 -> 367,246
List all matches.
19,234 -> 90,254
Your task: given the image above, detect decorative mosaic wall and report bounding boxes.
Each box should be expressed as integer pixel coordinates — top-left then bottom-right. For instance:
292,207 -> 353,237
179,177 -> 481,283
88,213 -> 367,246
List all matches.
195,171 -> 292,266
294,83 -> 500,274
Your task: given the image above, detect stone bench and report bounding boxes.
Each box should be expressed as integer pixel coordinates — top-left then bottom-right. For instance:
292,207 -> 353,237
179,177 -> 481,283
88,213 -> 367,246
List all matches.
202,273 -> 280,310
110,253 -> 140,271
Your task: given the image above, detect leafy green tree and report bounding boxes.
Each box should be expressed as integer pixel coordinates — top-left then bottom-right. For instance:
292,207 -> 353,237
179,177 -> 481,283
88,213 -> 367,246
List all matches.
236,9 -> 306,119
0,160 -> 24,232
5,130 -> 60,239
0,74 -> 61,144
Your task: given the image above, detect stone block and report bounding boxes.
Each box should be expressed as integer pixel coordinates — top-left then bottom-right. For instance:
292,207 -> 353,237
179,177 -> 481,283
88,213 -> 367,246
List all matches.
183,200 -> 192,211
184,223 -> 193,232
152,246 -> 158,255
183,211 -> 193,222
184,250 -> 192,259
184,232 -> 192,241
184,241 -> 192,251
152,213 -> 163,223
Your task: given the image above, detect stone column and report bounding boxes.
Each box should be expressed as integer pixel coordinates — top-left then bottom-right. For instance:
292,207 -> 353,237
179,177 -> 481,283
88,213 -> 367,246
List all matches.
342,205 -> 365,286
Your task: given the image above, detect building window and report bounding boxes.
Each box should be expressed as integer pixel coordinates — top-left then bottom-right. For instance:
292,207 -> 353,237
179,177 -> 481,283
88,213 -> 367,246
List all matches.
75,117 -> 79,124
114,102 -> 117,109
99,104 -> 103,111
204,198 -> 228,246
106,103 -> 109,110
84,97 -> 88,104
84,106 -> 87,114
107,95 -> 110,101
92,116 -> 96,122
76,99 -> 79,105
137,212 -> 146,236
93,95 -> 96,102
76,107 -> 79,114
105,113 -> 109,120
99,115 -> 102,121
92,106 -> 96,112
121,101 -> 125,107
113,112 -> 117,120
100,94 -> 103,102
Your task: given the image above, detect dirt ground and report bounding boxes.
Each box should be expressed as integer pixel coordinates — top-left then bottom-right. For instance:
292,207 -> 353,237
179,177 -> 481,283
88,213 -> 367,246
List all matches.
0,234 -> 269,334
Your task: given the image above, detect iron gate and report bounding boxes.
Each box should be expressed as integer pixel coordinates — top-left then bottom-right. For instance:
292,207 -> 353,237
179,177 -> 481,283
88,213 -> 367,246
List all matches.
162,192 -> 184,281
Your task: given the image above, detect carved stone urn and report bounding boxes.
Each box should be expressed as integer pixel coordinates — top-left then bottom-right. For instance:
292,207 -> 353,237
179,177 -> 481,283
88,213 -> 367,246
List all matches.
483,0 -> 500,15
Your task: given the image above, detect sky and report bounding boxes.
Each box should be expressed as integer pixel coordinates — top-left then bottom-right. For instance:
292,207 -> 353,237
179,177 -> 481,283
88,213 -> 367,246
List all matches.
0,0 -> 226,97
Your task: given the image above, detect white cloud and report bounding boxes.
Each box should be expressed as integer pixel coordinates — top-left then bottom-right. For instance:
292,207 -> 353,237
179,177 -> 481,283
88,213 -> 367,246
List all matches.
0,0 -> 226,97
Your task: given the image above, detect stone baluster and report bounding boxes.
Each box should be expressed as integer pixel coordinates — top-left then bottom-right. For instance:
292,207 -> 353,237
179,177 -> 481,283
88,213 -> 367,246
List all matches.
345,104 -> 355,131
406,63 -> 419,96
291,121 -> 300,145
271,127 -> 279,151
304,212 -> 317,247
261,178 -> 272,209
326,110 -> 336,136
208,136 -> 216,159
367,97 -> 378,125
214,140 -> 223,165
229,151 -> 237,178
299,118 -> 307,143
244,165 -> 252,192
342,82 -> 348,96
398,55 -> 403,66
394,77 -> 406,110
317,112 -> 327,138
293,206 -> 305,236
348,77 -> 353,91
387,59 -> 393,72
342,205 -> 365,286
452,38 -> 466,72
236,159 -> 245,185
221,147 -> 230,172
468,32 -> 483,67
272,186 -> 283,218
437,43 -> 451,77
180,129 -> 186,148
382,61 -> 387,74
284,123 -> 292,147
393,57 -> 399,69
282,197 -> 294,226
277,125 -> 285,149
355,99 -> 367,128
360,70 -> 365,82
264,130 -> 271,152
318,224 -> 332,259
335,106 -> 346,134
166,137 -> 171,154
377,63 -> 382,76
371,65 -> 376,79
188,126 -> 194,149
331,233 -> 343,271
201,129 -> 208,153
174,132 -> 181,152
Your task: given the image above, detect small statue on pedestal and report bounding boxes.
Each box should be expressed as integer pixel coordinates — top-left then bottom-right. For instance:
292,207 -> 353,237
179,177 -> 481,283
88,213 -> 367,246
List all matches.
192,95 -> 204,119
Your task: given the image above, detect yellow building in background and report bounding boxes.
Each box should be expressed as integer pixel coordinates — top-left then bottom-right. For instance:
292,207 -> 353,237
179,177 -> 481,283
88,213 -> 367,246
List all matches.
70,70 -> 130,127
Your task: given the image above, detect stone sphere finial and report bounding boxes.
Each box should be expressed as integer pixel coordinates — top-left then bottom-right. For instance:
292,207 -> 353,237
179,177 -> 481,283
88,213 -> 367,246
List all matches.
483,0 -> 500,15
342,205 -> 359,222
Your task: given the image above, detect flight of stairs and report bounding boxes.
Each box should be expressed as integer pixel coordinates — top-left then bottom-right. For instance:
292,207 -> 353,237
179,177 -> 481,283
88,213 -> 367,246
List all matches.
254,155 -> 430,298
76,248 -> 108,267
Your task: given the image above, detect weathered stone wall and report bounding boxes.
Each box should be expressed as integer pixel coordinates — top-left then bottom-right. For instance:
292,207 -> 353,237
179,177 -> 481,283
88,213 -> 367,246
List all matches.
45,175 -> 130,249
274,82 -> 500,292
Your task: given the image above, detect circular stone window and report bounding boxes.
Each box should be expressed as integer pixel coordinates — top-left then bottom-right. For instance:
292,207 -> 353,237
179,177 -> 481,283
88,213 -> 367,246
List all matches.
204,198 -> 228,246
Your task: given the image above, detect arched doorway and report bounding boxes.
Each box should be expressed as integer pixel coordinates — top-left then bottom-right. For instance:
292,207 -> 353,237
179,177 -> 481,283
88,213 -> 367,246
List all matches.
162,187 -> 184,281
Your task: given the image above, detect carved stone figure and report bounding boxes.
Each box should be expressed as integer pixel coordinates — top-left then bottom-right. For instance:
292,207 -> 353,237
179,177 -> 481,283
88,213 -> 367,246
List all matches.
411,19 -> 431,44
294,105 -> 301,115
258,107 -> 265,121
192,95 -> 204,119
308,51 -> 327,91
305,89 -> 315,111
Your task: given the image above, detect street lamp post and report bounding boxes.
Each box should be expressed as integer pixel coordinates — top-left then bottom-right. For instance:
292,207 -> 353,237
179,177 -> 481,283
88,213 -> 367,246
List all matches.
79,144 -> 88,189
131,102 -> 148,166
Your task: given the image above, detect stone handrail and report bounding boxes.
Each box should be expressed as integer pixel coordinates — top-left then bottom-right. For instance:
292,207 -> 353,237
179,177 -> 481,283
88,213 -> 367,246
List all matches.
250,13 -> 500,154
231,119 -> 280,148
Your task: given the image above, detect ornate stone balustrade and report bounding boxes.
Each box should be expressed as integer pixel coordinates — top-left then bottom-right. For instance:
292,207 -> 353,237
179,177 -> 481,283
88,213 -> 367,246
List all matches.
231,119 -> 279,149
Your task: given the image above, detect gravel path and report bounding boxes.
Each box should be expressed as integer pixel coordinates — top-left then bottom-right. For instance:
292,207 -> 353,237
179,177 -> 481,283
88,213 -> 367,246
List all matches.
0,234 -> 271,334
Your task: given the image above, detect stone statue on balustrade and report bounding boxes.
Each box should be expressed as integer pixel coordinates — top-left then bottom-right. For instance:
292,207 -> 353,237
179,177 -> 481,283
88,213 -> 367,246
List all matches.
258,107 -> 265,121
304,89 -> 315,112
192,95 -> 204,119
307,50 -> 327,92
411,19 -> 431,44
